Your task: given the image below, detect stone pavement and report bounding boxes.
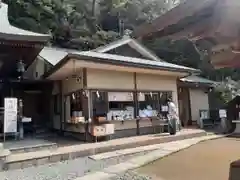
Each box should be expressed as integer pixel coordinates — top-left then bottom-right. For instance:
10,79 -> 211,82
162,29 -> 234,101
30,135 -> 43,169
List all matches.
0,130 -> 210,180
4,129 -> 206,170
75,134 -> 225,180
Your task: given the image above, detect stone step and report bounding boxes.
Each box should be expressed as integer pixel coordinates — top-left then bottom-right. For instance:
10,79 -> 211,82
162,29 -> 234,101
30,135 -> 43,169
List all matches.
89,144 -> 161,160
3,130 -> 207,171
8,143 -> 58,154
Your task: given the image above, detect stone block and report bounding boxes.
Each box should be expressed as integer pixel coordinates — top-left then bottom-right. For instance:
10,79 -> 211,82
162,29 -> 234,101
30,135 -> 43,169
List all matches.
61,153 -> 70,161
103,162 -> 139,174
6,162 -> 22,170
21,159 -> 36,169
229,159 -> 240,180
49,154 -> 61,163
74,172 -> 115,180
128,149 -> 171,167
36,158 -> 49,166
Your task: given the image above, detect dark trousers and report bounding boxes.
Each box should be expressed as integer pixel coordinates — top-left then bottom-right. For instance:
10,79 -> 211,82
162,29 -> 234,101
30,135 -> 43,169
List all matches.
168,117 -> 177,135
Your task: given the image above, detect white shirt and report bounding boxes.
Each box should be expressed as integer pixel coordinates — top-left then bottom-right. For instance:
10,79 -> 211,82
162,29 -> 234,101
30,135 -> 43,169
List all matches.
168,102 -> 178,119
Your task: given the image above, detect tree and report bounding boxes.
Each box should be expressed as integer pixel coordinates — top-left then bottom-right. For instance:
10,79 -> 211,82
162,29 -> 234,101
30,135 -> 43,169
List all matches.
4,0 -> 176,50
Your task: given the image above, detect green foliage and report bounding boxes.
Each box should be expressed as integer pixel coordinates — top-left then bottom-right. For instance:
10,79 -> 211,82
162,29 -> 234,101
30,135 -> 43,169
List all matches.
214,77 -> 240,103
4,0 -> 240,103
3,0 -> 175,49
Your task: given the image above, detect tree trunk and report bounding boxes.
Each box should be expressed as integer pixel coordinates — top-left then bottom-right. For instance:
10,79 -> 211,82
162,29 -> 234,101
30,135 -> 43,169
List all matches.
92,0 -> 96,16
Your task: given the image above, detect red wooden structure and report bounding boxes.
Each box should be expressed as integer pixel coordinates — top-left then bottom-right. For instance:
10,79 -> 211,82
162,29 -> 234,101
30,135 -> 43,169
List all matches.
133,0 -> 240,68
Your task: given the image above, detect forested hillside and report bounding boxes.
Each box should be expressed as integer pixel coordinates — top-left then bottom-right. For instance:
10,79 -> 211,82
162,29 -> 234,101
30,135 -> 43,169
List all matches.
3,0 -> 240,102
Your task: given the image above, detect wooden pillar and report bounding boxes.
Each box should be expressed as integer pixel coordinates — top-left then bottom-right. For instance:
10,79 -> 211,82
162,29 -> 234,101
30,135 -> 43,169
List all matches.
82,68 -> 91,141
59,80 -> 64,134
133,72 -> 140,135
82,68 -> 89,120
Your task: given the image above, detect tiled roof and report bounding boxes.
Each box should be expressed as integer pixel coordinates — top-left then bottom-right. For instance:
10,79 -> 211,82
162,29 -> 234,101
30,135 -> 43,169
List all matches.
0,3 -> 49,42
39,47 -> 70,65
70,51 -> 198,73
93,36 -> 162,61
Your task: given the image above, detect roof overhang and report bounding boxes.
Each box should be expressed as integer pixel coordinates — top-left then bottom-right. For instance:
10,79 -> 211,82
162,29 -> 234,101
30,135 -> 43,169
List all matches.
44,52 -> 199,80
0,3 -> 50,43
179,75 -> 216,87
132,0 -> 218,39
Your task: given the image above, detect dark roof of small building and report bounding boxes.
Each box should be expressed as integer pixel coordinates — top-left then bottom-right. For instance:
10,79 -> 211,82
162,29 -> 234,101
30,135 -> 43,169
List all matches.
180,75 -> 216,85
0,2 -> 50,42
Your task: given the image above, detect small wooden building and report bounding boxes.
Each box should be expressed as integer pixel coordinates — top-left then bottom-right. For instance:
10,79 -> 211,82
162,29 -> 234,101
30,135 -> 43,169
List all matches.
178,75 -> 215,126
28,36 -> 198,140
0,2 -> 50,134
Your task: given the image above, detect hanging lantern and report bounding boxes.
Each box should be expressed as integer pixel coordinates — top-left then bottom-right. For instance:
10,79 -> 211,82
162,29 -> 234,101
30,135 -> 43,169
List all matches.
150,92 -> 153,98
72,93 -> 75,100
96,91 -> 100,98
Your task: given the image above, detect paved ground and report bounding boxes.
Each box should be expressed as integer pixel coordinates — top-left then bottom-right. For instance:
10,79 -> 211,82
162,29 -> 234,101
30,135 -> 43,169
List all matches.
0,151 -> 147,180
138,137 -> 240,180
0,130 -> 210,180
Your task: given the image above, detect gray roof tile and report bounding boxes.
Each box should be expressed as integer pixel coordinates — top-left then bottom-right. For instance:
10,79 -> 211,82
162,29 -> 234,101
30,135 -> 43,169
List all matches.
180,75 -> 216,84
71,51 -> 198,72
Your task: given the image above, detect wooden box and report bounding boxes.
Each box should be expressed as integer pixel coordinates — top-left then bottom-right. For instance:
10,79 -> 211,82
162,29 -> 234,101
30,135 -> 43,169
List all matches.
97,116 -> 107,123
89,125 -> 106,137
104,124 -> 115,135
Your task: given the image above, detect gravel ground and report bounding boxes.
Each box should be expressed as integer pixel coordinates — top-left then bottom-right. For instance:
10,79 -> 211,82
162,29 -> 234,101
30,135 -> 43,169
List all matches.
138,137 -> 240,180
0,152 -> 148,180
110,171 -> 152,180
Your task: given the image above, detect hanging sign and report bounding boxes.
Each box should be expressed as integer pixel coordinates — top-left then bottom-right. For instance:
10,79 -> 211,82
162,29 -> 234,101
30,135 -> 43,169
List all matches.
4,98 -> 18,133
108,92 -> 133,101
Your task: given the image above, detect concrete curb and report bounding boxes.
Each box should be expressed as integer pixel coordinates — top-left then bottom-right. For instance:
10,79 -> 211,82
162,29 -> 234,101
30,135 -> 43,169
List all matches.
74,134 -> 227,180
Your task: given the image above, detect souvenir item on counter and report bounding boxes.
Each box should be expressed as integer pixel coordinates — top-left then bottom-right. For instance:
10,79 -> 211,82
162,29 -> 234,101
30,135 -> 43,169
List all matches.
139,110 -> 146,118
146,105 -> 152,110
144,109 -> 153,117
161,106 -> 168,112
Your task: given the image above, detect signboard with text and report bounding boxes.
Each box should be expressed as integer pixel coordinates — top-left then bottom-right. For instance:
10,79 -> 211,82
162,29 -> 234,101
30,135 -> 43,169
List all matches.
4,98 -> 18,133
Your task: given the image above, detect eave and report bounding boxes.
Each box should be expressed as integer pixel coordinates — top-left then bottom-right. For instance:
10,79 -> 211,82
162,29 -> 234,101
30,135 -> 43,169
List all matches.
0,2 -> 50,43
132,0 -> 218,39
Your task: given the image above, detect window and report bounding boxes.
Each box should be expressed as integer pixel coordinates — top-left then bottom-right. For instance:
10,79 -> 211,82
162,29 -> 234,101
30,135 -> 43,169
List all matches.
92,91 -> 108,118
107,92 -> 135,121
138,92 -> 159,118
70,91 -> 83,117
65,91 -> 85,124
138,91 -> 173,118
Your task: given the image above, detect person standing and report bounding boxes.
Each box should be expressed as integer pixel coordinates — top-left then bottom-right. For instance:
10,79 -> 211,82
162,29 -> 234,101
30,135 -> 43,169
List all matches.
167,98 -> 181,135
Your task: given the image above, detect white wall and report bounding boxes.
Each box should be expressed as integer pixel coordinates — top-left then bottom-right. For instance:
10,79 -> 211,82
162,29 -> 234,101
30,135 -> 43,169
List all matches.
87,69 -> 134,90
87,69 -> 179,115
136,73 -> 179,112
189,89 -> 209,122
